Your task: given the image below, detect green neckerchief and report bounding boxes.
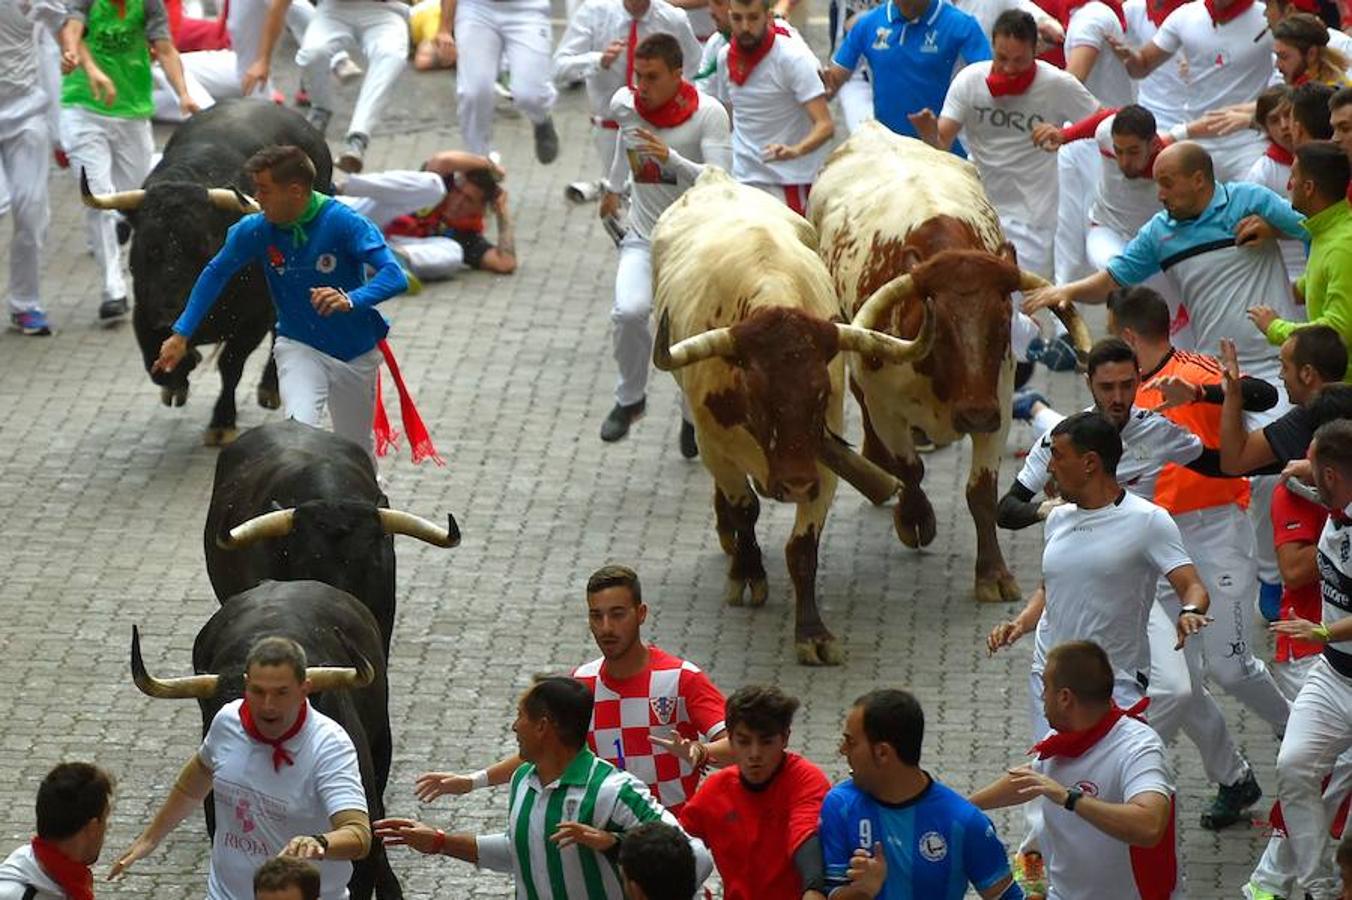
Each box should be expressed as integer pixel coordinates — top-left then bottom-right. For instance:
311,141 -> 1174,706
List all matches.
283,191 -> 330,246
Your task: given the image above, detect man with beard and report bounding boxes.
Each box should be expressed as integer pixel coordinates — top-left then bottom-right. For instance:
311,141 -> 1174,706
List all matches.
415,565 -> 731,815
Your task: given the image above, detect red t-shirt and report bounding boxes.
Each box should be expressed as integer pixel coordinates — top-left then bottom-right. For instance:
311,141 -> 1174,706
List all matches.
1271,481 -> 1327,662
678,752 -> 830,900
572,645 -> 726,811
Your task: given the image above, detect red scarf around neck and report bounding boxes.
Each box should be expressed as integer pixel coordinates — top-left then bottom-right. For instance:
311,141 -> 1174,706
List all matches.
1061,0 -> 1126,30
1145,0 -> 1187,25
1266,141 -> 1295,166
1203,0 -> 1254,25
1031,697 -> 1149,760
239,699 -> 309,772
635,80 -> 701,127
986,63 -> 1038,97
727,24 -> 789,85
30,838 -> 94,900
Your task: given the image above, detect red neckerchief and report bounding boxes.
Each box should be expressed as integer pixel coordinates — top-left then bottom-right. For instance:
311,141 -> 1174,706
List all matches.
727,24 -> 788,85
1146,0 -> 1188,25
239,699 -> 308,772
1266,141 -> 1295,165
626,18 -> 638,89
1291,70 -> 1312,86
986,63 -> 1038,97
1203,0 -> 1254,25
1030,697 -> 1149,760
30,838 -> 94,900
635,80 -> 701,127
1061,0 -> 1126,31
1130,135 -> 1171,179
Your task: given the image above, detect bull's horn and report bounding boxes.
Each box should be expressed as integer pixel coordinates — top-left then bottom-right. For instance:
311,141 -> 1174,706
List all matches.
835,299 -> 934,365
217,508 -> 295,550
207,188 -> 262,214
851,273 -> 915,330
130,625 -> 220,700
80,167 -> 145,211
307,655 -> 376,692
652,310 -> 737,371
376,509 -> 461,548
1019,271 -> 1094,370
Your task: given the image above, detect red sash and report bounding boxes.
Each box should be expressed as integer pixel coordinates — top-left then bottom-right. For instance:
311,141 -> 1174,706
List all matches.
239,700 -> 308,772
373,340 -> 445,467
30,839 -> 94,900
1203,0 -> 1254,25
727,24 -> 789,85
986,63 -> 1038,97
1030,697 -> 1149,760
635,81 -> 701,128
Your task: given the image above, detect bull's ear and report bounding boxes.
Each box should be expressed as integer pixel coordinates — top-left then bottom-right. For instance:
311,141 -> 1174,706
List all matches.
998,241 -> 1020,266
901,246 -> 924,274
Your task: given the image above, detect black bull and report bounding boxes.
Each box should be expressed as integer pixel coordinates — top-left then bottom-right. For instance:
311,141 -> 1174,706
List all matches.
81,99 -> 334,446
204,421 -> 460,660
130,580 -> 403,900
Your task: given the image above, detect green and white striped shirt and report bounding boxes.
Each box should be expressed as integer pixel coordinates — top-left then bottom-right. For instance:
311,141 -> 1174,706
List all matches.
476,749 -> 703,899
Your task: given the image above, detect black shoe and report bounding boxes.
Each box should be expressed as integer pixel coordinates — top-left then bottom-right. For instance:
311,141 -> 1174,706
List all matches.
98,297 -> 129,321
679,420 -> 698,458
337,132 -> 368,174
116,219 -> 132,246
534,118 -> 559,164
600,399 -> 645,442
305,106 -> 333,136
1201,769 -> 1261,830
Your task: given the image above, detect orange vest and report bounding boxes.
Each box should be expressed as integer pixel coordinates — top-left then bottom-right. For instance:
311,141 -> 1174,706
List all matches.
1135,350 -> 1250,515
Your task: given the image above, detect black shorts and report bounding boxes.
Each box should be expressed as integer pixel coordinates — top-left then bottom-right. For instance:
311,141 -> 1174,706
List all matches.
449,229 -> 493,270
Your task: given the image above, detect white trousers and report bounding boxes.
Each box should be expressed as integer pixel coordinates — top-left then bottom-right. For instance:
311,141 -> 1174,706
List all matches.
337,170 -> 467,280
1002,215 -> 1051,278
273,336 -> 382,458
1086,223 -> 1196,350
1054,139 -> 1098,285
151,54 -> 225,122
61,106 -> 153,303
1275,656 -> 1352,899
388,235 -> 466,279
0,116 -> 50,314
297,0 -> 408,137
1251,473 -> 1283,590
455,0 -> 556,154
612,233 -> 652,407
837,73 -> 873,135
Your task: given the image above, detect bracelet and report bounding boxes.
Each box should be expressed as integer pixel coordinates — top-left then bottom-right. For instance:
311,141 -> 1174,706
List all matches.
1314,623 -> 1333,643
433,829 -> 447,855
691,742 -> 709,769
470,769 -> 490,791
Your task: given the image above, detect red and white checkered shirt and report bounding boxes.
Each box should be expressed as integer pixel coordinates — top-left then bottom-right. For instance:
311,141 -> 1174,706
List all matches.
572,645 -> 726,812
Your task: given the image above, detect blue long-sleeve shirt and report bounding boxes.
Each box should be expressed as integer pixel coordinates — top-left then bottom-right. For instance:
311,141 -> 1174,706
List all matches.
173,200 -> 408,362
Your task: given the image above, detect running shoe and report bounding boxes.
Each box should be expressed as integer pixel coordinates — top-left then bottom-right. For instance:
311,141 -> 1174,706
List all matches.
10,309 -> 52,336
1201,769 -> 1262,830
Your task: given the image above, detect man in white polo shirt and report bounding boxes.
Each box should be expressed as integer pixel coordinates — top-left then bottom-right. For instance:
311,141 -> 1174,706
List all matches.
1109,0 -> 1272,181
707,0 -> 833,214
909,9 -> 1101,276
972,640 -> 1180,900
109,637 -> 372,900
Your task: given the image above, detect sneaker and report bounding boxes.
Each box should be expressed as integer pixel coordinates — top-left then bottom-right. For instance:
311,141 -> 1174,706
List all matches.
679,420 -> 698,458
1201,769 -> 1262,830
1034,333 -> 1080,372
390,247 -> 423,295
116,219 -> 132,246
305,107 -> 333,136
332,56 -> 364,85
565,180 -> 603,203
494,74 -> 513,103
1012,389 -> 1049,423
10,309 -> 52,336
1012,851 -> 1047,900
534,118 -> 559,164
337,133 -> 369,174
1241,881 -> 1281,900
98,297 -> 129,321
600,398 -> 646,442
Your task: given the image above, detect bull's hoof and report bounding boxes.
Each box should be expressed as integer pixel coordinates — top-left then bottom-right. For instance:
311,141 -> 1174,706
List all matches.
724,578 -> 746,606
723,576 -> 768,607
974,574 -> 1021,603
893,502 -> 937,549
748,577 -> 768,607
203,426 -> 239,447
796,634 -> 844,666
257,384 -> 281,410
160,386 -> 189,407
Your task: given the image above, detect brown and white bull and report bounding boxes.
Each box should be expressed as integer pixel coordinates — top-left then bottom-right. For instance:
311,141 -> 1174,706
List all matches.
811,123 -> 1092,603
651,168 -> 932,664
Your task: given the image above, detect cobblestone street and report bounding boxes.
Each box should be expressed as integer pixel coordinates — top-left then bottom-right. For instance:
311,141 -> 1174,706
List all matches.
0,16 -> 1282,897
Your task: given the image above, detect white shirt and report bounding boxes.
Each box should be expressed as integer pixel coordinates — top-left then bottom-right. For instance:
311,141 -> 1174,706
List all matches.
1331,26 -> 1352,56
553,0 -> 702,118
1151,2 -> 1273,120
1034,717 -> 1179,900
606,85 -> 732,238
0,844 -> 64,900
709,31 -> 828,185
1317,513 -> 1352,660
1089,114 -> 1164,237
1123,0 -> 1188,129
1066,2 -> 1136,107
941,60 -> 1100,230
1041,491 -> 1192,693
954,0 -> 1057,44
0,0 -> 58,132
200,700 -> 369,900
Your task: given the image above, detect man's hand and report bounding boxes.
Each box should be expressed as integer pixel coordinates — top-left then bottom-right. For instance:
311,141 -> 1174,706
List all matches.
89,65 -> 117,106
1218,338 -> 1241,393
152,333 -> 189,374
1283,457 -> 1314,485
600,38 -> 626,69
179,94 -> 201,116
846,843 -> 887,897
1271,616 -> 1327,643
1021,284 -> 1073,315
1246,305 -> 1279,335
1105,34 -> 1136,63
374,818 -> 442,854
280,835 -> 326,860
1150,375 -> 1203,411
434,29 -> 457,66
1036,18 -> 1065,48
311,287 -> 353,316
61,46 -> 80,74
987,619 -> 1027,656
108,834 -> 159,880
634,127 -> 671,162
551,821 -> 618,852
414,772 -> 473,802
242,58 -> 270,96
763,143 -> 800,161
1190,107 -> 1252,138
1174,611 -> 1212,649
1032,122 -> 1063,151
649,733 -> 708,767
1236,214 -> 1277,247
907,108 -> 939,143
1006,765 -> 1069,805
599,191 -> 622,219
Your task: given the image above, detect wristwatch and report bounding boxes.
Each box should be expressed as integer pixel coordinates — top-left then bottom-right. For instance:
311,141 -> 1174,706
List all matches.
1178,605 -> 1204,618
1063,787 -> 1084,812
311,833 -> 330,856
